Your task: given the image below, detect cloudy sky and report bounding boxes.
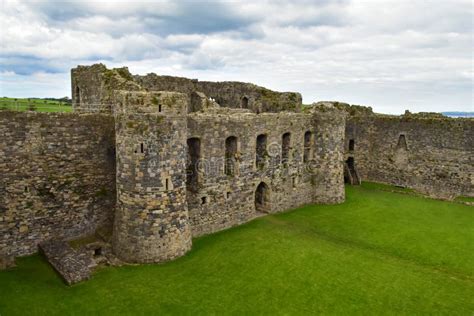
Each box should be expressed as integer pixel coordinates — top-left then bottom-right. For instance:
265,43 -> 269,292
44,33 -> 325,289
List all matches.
0,0 -> 472,114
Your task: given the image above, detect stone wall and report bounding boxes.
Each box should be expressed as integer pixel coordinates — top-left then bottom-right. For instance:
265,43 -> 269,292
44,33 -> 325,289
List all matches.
0,111 -> 116,258
186,105 -> 345,237
345,113 -> 474,199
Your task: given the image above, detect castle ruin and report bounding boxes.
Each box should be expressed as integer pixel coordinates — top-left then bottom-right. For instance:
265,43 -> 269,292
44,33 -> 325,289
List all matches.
0,64 -> 472,282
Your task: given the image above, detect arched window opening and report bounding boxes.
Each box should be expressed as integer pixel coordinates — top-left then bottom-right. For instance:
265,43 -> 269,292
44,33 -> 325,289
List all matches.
303,131 -> 312,162
349,139 -> 355,151
225,136 -> 238,176
397,134 -> 408,150
187,138 -> 201,190
281,132 -> 291,163
74,86 -> 81,106
256,134 -> 267,169
255,182 -> 270,213
241,96 -> 249,109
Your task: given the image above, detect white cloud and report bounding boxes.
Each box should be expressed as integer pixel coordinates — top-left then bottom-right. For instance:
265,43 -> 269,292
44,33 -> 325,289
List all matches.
0,0 -> 472,113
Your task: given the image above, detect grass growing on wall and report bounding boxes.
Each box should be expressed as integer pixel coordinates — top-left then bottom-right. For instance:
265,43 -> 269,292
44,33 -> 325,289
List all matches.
0,97 -> 72,113
455,196 -> 474,203
0,183 -> 473,314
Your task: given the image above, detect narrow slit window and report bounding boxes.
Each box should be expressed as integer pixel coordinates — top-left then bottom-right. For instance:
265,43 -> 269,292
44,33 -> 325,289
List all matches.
165,178 -> 169,191
74,86 -> 80,106
303,131 -> 312,162
158,104 -> 162,112
201,196 -> 207,204
140,143 -> 144,153
349,139 -> 355,151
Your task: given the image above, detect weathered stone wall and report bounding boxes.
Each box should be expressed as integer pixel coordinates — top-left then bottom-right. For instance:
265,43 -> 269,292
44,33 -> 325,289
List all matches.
71,64 -> 142,113
186,105 -> 345,237
312,105 -> 347,204
135,73 -> 302,113
112,91 -> 192,263
72,64 -> 302,114
345,113 -> 474,199
0,111 -> 116,258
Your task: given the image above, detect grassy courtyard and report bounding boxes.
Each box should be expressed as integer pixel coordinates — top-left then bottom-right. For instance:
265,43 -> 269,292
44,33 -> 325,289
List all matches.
0,183 -> 473,315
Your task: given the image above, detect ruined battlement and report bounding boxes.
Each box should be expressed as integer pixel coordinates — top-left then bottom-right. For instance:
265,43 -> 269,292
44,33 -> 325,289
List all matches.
72,64 -> 302,114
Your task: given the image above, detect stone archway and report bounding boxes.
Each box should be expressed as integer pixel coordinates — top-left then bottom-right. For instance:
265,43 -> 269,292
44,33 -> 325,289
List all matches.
255,182 -> 270,213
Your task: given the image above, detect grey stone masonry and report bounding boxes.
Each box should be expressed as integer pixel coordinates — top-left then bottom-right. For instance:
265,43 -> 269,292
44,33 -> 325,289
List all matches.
341,104 -> 474,199
112,91 -> 192,263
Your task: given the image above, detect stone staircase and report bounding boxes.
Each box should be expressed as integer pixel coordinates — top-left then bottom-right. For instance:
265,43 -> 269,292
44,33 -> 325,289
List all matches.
345,161 -> 361,185
39,240 -> 93,285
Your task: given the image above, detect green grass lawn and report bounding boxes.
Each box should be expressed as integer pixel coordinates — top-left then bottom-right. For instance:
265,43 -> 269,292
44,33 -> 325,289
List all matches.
1,183 -> 473,315
0,97 -> 72,113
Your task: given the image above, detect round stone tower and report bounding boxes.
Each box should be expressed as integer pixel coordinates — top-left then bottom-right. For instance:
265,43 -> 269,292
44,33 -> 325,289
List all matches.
310,102 -> 347,205
112,91 -> 192,263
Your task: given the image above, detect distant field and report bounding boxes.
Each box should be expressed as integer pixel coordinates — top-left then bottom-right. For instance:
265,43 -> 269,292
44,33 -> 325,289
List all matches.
0,97 -> 72,113
0,183 -> 473,315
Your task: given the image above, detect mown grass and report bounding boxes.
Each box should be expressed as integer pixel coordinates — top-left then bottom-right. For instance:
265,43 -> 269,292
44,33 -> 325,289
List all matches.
0,97 -> 72,113
0,183 -> 473,315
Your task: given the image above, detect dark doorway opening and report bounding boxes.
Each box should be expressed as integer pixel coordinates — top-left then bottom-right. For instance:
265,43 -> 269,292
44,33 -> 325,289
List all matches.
241,96 -> 249,109
344,157 -> 360,185
397,134 -> 408,150
255,182 -> 270,213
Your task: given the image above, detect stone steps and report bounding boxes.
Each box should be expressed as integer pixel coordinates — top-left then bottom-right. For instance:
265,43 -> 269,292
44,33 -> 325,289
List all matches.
39,240 -> 92,285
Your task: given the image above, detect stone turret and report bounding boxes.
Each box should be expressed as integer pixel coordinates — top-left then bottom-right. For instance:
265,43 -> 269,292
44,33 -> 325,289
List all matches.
112,91 -> 192,263
310,102 -> 347,204
71,64 -> 142,113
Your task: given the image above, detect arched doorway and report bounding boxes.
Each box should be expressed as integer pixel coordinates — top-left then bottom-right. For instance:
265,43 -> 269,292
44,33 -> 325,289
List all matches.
241,96 -> 249,109
255,182 -> 270,213
344,157 -> 361,185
